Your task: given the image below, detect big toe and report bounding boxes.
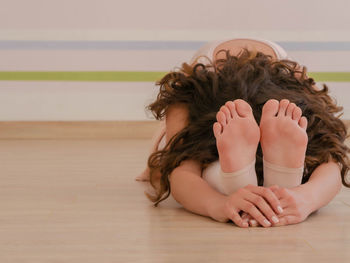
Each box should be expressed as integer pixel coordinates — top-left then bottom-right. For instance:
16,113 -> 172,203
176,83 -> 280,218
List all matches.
233,99 -> 253,117
261,99 -> 279,119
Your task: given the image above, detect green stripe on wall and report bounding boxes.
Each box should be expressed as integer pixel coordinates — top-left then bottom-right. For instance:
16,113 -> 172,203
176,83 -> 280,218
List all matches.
0,71 -> 168,82
308,72 -> 350,82
0,71 -> 349,82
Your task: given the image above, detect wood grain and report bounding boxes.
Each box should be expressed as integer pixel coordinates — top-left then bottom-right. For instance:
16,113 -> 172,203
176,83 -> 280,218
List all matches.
0,139 -> 349,262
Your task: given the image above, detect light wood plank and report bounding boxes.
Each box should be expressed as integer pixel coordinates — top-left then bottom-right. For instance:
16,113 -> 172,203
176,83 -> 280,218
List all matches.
0,139 -> 349,262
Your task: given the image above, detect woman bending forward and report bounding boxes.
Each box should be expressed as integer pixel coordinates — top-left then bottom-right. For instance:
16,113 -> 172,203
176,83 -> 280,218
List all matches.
136,38 -> 350,227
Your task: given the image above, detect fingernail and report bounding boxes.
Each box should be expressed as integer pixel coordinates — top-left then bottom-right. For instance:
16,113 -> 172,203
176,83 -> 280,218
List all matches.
277,206 -> 283,214
242,222 -> 249,227
250,219 -> 258,226
272,216 -> 279,224
264,219 -> 271,226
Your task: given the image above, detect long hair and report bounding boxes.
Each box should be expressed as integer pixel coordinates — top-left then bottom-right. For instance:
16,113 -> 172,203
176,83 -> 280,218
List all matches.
145,49 -> 350,206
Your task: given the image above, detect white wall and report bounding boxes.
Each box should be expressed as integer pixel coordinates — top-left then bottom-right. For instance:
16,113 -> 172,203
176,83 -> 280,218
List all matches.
0,0 -> 349,120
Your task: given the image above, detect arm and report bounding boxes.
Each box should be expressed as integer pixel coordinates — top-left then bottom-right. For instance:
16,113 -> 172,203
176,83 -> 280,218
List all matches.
170,162 -> 283,227
296,160 -> 342,213
170,160 -> 229,223
165,103 -> 229,223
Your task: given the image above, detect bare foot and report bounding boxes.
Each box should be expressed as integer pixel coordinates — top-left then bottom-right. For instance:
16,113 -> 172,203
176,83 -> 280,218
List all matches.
260,99 -> 308,168
213,99 -> 260,173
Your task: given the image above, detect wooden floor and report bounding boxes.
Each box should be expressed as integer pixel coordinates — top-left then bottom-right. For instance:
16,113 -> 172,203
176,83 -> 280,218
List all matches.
0,139 -> 349,262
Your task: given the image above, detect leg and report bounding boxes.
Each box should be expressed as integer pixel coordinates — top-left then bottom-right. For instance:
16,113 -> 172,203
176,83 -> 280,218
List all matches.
203,99 -> 260,195
260,99 -> 308,187
245,99 -> 308,227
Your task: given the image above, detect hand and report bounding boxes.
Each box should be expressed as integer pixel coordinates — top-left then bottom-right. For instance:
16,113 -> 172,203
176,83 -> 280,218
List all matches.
269,185 -> 313,226
222,184 -> 283,228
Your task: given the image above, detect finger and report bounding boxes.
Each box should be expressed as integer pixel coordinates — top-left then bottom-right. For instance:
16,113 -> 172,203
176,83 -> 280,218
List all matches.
270,187 -> 289,200
269,185 -> 279,192
270,187 -> 282,199
241,212 -> 255,225
230,209 -> 249,228
269,185 -> 282,200
241,212 -> 250,220
242,217 -> 250,225
245,185 -> 283,214
274,187 -> 289,200
269,188 -> 291,210
240,200 -> 272,227
273,215 -> 299,226
271,188 -> 297,211
243,192 -> 280,225
241,212 -> 250,224
270,217 -> 287,227
249,219 -> 260,227
278,197 -> 292,209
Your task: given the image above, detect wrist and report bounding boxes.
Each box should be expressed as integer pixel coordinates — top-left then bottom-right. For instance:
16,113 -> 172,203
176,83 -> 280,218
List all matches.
207,194 -> 230,223
294,184 -> 315,216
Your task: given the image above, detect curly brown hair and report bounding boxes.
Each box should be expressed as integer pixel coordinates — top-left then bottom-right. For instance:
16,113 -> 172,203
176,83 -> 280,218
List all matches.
145,49 -> 350,206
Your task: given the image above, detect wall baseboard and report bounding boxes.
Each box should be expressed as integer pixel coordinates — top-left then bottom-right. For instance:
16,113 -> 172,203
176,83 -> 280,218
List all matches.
0,120 -> 348,140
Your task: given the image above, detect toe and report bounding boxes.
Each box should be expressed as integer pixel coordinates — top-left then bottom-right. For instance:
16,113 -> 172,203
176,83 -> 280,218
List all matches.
233,99 -> 252,117
299,116 -> 308,130
213,122 -> 222,137
277,99 -> 290,117
286,103 -> 296,118
262,99 -> 279,118
292,106 -> 302,121
225,101 -> 238,118
216,111 -> 227,126
220,105 -> 231,121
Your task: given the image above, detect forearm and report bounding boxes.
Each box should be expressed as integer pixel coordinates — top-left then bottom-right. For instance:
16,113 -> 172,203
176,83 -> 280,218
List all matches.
296,161 -> 342,214
170,163 -> 229,222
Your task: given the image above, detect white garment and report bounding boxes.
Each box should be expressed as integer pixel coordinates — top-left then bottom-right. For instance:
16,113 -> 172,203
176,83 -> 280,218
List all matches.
189,37 -> 291,66
205,160 -> 258,195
